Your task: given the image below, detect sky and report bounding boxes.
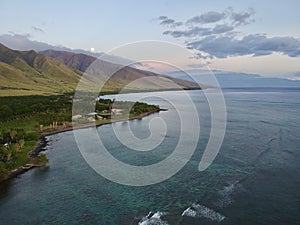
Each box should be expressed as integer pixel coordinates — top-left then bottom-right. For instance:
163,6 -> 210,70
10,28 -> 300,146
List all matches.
1,0 -> 300,78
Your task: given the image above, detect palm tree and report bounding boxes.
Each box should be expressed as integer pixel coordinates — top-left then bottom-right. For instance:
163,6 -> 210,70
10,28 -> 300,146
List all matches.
108,98 -> 115,112
9,130 -> 17,142
19,139 -> 25,149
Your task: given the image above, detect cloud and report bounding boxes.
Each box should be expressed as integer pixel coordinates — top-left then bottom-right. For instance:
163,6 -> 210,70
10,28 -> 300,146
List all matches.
187,11 -> 226,24
158,16 -> 168,20
159,8 -> 252,39
187,34 -> 300,58
0,33 -> 93,53
163,27 -> 211,38
212,24 -> 234,33
0,33 -> 135,64
160,18 -> 176,25
157,16 -> 183,27
31,26 -> 44,33
163,24 -> 234,38
159,8 -> 300,59
188,62 -> 211,68
230,8 -> 255,25
0,33 -> 54,51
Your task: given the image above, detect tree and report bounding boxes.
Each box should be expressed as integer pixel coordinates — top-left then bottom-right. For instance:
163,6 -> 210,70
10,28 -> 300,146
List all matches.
39,124 -> 44,132
18,139 -> 25,149
0,161 -> 9,181
9,130 -> 17,142
15,144 -> 20,152
31,154 -> 49,166
0,105 -> 13,121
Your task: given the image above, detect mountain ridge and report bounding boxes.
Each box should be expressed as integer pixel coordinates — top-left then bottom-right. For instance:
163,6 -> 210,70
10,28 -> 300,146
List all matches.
0,43 -> 200,96
166,69 -> 300,88
41,49 -> 201,91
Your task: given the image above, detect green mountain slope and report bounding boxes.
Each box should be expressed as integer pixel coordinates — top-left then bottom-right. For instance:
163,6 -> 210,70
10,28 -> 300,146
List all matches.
42,49 -> 201,92
0,44 -> 84,96
0,44 -> 200,96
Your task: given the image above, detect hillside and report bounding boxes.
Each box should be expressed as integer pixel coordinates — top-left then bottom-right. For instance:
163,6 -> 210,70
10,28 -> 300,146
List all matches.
166,69 -> 300,88
0,44 -> 200,96
0,43 -> 84,96
42,49 -> 201,92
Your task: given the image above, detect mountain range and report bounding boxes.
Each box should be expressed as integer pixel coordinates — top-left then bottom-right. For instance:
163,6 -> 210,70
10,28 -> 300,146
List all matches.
0,43 -> 200,96
166,69 -> 300,88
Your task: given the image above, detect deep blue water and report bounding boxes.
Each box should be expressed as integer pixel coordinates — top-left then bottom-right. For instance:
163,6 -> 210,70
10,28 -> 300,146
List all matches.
0,88 -> 299,225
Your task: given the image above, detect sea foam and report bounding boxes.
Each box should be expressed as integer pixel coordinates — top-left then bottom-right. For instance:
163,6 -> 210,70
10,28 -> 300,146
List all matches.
138,211 -> 169,225
182,203 -> 225,222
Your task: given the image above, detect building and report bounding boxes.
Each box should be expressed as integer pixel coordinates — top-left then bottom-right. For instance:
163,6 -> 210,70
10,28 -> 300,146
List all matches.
111,108 -> 123,116
72,114 -> 82,120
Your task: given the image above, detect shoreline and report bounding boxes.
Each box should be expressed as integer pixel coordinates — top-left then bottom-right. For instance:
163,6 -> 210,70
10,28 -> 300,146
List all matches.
1,108 -> 163,183
42,108 -> 163,136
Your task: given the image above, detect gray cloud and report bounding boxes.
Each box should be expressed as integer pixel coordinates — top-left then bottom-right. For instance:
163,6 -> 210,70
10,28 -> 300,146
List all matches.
159,8 -> 300,58
163,24 -> 234,38
212,24 -> 234,34
31,26 -> 44,33
187,34 -> 300,58
163,27 -> 211,38
192,52 -> 214,60
230,8 -> 255,25
157,16 -> 183,27
158,16 -> 168,20
187,11 -> 226,24
160,18 -> 175,25
160,8 -> 251,39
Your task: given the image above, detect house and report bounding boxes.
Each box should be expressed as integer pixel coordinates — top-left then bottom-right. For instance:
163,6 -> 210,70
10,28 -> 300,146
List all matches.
86,112 -> 98,116
96,115 -> 103,120
87,117 -> 96,122
72,114 -> 82,120
111,108 -> 123,116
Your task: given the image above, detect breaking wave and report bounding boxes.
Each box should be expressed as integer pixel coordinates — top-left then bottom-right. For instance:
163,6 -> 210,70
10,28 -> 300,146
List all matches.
182,203 -> 225,222
214,180 -> 241,208
138,211 -> 169,225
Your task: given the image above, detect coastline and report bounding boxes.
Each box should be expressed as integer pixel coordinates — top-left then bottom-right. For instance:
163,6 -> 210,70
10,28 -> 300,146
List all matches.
1,108 -> 163,183
41,108 -> 162,136
6,136 -> 48,181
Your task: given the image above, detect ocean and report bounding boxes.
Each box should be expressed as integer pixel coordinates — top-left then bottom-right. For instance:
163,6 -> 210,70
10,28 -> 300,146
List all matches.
0,88 -> 299,225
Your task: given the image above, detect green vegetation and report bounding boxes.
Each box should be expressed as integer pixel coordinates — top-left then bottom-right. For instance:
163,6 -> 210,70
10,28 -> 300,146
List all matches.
0,44 -> 200,96
0,94 -> 159,182
0,94 -> 73,181
130,102 -> 160,116
31,154 -> 49,166
0,44 -> 83,96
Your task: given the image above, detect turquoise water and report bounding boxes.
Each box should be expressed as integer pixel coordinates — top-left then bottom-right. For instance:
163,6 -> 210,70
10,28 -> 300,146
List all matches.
0,89 -> 300,225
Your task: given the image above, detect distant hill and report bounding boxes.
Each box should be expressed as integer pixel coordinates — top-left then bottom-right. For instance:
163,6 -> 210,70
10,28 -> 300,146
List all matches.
166,69 -> 300,88
0,44 -> 200,96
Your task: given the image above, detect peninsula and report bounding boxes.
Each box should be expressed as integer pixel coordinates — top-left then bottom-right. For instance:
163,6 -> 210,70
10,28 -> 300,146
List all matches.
0,94 -> 161,182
